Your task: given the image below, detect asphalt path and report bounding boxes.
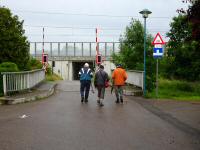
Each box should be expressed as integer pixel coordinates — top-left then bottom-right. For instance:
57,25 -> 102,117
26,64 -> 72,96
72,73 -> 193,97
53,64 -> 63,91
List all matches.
0,81 -> 199,150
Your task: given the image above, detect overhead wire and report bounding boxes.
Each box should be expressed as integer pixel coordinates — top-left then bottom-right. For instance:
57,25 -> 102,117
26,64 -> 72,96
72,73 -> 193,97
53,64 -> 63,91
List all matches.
15,9 -> 170,40
23,25 -> 123,30
13,10 -> 172,19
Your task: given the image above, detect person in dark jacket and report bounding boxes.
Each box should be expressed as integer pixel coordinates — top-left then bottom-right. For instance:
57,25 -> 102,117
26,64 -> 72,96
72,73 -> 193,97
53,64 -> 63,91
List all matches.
78,63 -> 93,103
94,65 -> 109,106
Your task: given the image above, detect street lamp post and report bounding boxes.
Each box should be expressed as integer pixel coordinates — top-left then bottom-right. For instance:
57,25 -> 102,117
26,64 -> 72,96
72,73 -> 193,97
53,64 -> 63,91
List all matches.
139,9 -> 152,96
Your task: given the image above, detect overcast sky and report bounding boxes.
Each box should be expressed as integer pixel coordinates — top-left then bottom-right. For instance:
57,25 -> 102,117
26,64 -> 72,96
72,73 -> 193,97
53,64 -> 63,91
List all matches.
1,0 -> 189,42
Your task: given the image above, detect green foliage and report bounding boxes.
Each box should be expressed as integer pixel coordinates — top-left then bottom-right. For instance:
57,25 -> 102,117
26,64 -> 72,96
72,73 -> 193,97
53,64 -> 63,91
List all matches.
188,1 -> 200,42
28,57 -> 43,70
0,62 -> 19,72
45,65 -> 52,75
112,19 -> 156,92
0,62 -> 19,95
147,78 -> 200,101
176,81 -> 194,92
165,14 -> 200,81
0,6 -> 30,70
46,73 -> 63,81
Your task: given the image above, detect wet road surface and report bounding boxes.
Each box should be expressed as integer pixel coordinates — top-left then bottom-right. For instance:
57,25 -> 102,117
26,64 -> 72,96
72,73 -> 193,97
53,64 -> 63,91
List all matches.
0,81 -> 199,150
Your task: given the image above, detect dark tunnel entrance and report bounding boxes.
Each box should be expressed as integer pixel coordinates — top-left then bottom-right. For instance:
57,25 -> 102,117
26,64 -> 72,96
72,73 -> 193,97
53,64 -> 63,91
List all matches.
72,61 -> 95,80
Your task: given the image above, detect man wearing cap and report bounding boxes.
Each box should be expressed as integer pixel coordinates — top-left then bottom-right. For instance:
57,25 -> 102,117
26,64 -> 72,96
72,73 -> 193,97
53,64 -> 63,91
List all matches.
112,64 -> 127,103
94,64 -> 109,107
78,63 -> 93,103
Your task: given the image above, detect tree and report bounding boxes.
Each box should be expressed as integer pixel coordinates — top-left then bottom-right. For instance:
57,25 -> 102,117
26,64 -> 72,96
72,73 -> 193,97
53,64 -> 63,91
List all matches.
165,1 -> 200,81
0,6 -> 30,70
112,19 -> 155,92
188,0 -> 200,42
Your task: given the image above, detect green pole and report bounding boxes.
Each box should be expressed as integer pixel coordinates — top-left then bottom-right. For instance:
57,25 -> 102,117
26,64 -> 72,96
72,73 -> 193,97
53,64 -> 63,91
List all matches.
143,17 -> 147,96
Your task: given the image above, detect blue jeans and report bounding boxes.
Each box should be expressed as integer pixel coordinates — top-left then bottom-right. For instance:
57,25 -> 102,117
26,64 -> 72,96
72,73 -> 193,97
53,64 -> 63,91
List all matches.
80,80 -> 91,99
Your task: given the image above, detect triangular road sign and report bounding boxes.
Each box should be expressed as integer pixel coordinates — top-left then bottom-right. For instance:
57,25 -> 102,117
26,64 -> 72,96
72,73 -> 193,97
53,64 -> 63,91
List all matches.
152,33 -> 165,45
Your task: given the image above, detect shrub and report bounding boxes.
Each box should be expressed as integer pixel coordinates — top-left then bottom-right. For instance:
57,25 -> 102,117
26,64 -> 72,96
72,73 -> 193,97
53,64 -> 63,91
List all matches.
0,62 -> 19,72
46,73 -> 63,81
28,57 -> 43,70
176,81 -> 194,92
45,65 -> 52,75
0,62 -> 19,95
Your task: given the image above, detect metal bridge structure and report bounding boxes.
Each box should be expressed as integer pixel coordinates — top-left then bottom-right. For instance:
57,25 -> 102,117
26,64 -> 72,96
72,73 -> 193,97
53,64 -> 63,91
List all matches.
30,42 -> 121,80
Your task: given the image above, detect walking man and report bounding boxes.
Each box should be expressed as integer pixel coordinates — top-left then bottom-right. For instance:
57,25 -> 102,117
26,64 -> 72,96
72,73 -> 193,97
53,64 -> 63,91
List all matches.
94,64 -> 109,107
112,64 -> 127,103
78,63 -> 93,103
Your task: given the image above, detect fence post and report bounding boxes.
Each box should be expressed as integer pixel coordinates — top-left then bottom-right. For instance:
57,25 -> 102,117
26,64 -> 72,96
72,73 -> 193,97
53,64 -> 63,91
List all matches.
3,74 -> 7,96
27,72 -> 30,89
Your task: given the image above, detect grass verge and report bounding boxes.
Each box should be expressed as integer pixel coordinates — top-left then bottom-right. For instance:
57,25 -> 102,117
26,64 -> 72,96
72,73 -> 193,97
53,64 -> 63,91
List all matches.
146,78 -> 200,101
45,73 -> 63,81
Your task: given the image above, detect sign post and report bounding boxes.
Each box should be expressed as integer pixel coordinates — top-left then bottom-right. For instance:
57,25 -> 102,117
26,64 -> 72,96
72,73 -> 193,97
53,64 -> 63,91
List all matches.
152,33 -> 165,98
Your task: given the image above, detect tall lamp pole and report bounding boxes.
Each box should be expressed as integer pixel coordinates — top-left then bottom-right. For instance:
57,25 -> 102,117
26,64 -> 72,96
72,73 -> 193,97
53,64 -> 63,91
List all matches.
139,9 -> 152,96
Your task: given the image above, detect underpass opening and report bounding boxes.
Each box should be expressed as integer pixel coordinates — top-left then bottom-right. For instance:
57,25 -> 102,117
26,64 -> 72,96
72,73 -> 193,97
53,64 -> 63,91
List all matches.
72,61 -> 95,80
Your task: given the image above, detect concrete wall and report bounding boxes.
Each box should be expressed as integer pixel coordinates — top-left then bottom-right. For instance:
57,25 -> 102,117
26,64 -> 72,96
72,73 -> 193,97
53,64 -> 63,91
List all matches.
49,60 -> 116,80
49,60 -> 70,80
100,61 -> 116,76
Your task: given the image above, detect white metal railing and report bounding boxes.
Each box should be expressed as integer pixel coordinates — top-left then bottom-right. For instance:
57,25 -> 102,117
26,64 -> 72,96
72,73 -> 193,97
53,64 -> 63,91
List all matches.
126,70 -> 144,90
30,42 -> 121,58
1,69 -> 45,95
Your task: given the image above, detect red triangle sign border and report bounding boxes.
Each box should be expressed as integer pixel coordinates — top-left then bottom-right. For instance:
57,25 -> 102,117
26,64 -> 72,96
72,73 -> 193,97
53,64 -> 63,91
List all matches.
152,33 -> 165,45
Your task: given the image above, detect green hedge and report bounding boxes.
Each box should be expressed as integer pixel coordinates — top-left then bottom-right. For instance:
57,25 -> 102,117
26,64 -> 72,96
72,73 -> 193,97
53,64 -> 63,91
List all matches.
0,62 -> 19,96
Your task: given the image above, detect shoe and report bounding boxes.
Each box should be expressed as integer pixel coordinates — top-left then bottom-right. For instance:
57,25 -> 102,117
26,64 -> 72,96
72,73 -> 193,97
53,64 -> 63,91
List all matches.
120,98 -> 123,103
81,97 -> 84,103
115,98 -> 119,103
85,99 -> 88,103
99,102 -> 104,107
97,100 -> 100,104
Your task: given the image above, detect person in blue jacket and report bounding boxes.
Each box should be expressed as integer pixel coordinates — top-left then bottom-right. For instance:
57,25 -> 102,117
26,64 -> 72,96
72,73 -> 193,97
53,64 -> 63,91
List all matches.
78,63 -> 93,103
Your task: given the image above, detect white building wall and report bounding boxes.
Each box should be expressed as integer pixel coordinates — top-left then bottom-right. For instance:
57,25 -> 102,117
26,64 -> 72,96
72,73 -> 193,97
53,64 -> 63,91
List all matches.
68,61 -> 73,81
49,60 -> 70,80
100,61 -> 116,76
49,60 -> 116,80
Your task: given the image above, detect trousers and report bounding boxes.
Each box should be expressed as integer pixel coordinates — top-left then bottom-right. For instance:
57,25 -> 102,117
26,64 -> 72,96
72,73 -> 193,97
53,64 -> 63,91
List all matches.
80,80 -> 91,99
114,85 -> 124,100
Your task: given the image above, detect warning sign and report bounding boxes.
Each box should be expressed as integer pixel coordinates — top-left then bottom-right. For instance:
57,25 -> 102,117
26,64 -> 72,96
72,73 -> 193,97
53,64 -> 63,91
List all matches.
152,33 -> 165,45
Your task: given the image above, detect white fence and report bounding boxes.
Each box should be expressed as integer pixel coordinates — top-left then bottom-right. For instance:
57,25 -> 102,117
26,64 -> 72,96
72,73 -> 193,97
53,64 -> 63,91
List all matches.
1,69 -> 45,95
126,70 -> 144,90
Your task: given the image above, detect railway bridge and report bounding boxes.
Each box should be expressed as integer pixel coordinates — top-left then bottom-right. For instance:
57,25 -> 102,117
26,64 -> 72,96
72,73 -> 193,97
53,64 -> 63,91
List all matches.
30,42 -> 120,80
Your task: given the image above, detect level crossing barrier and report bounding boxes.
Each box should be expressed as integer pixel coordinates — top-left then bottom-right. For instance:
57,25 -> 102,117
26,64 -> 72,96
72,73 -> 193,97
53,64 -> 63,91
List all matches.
1,69 -> 45,96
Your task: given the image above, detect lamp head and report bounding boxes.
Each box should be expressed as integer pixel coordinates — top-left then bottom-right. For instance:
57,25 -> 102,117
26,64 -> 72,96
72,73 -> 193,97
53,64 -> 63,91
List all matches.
139,9 -> 152,18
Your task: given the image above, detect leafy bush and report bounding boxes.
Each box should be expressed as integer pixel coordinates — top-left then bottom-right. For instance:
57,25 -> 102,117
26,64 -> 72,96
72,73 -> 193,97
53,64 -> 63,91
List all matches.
147,78 -> 200,101
176,81 -> 194,92
0,62 -> 19,95
28,57 -> 43,70
0,62 -> 19,72
45,65 -> 52,75
46,73 -> 63,81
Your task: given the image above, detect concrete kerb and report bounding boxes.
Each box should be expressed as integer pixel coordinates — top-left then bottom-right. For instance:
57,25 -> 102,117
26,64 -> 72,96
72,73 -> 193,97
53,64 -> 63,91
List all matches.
0,82 -> 57,105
